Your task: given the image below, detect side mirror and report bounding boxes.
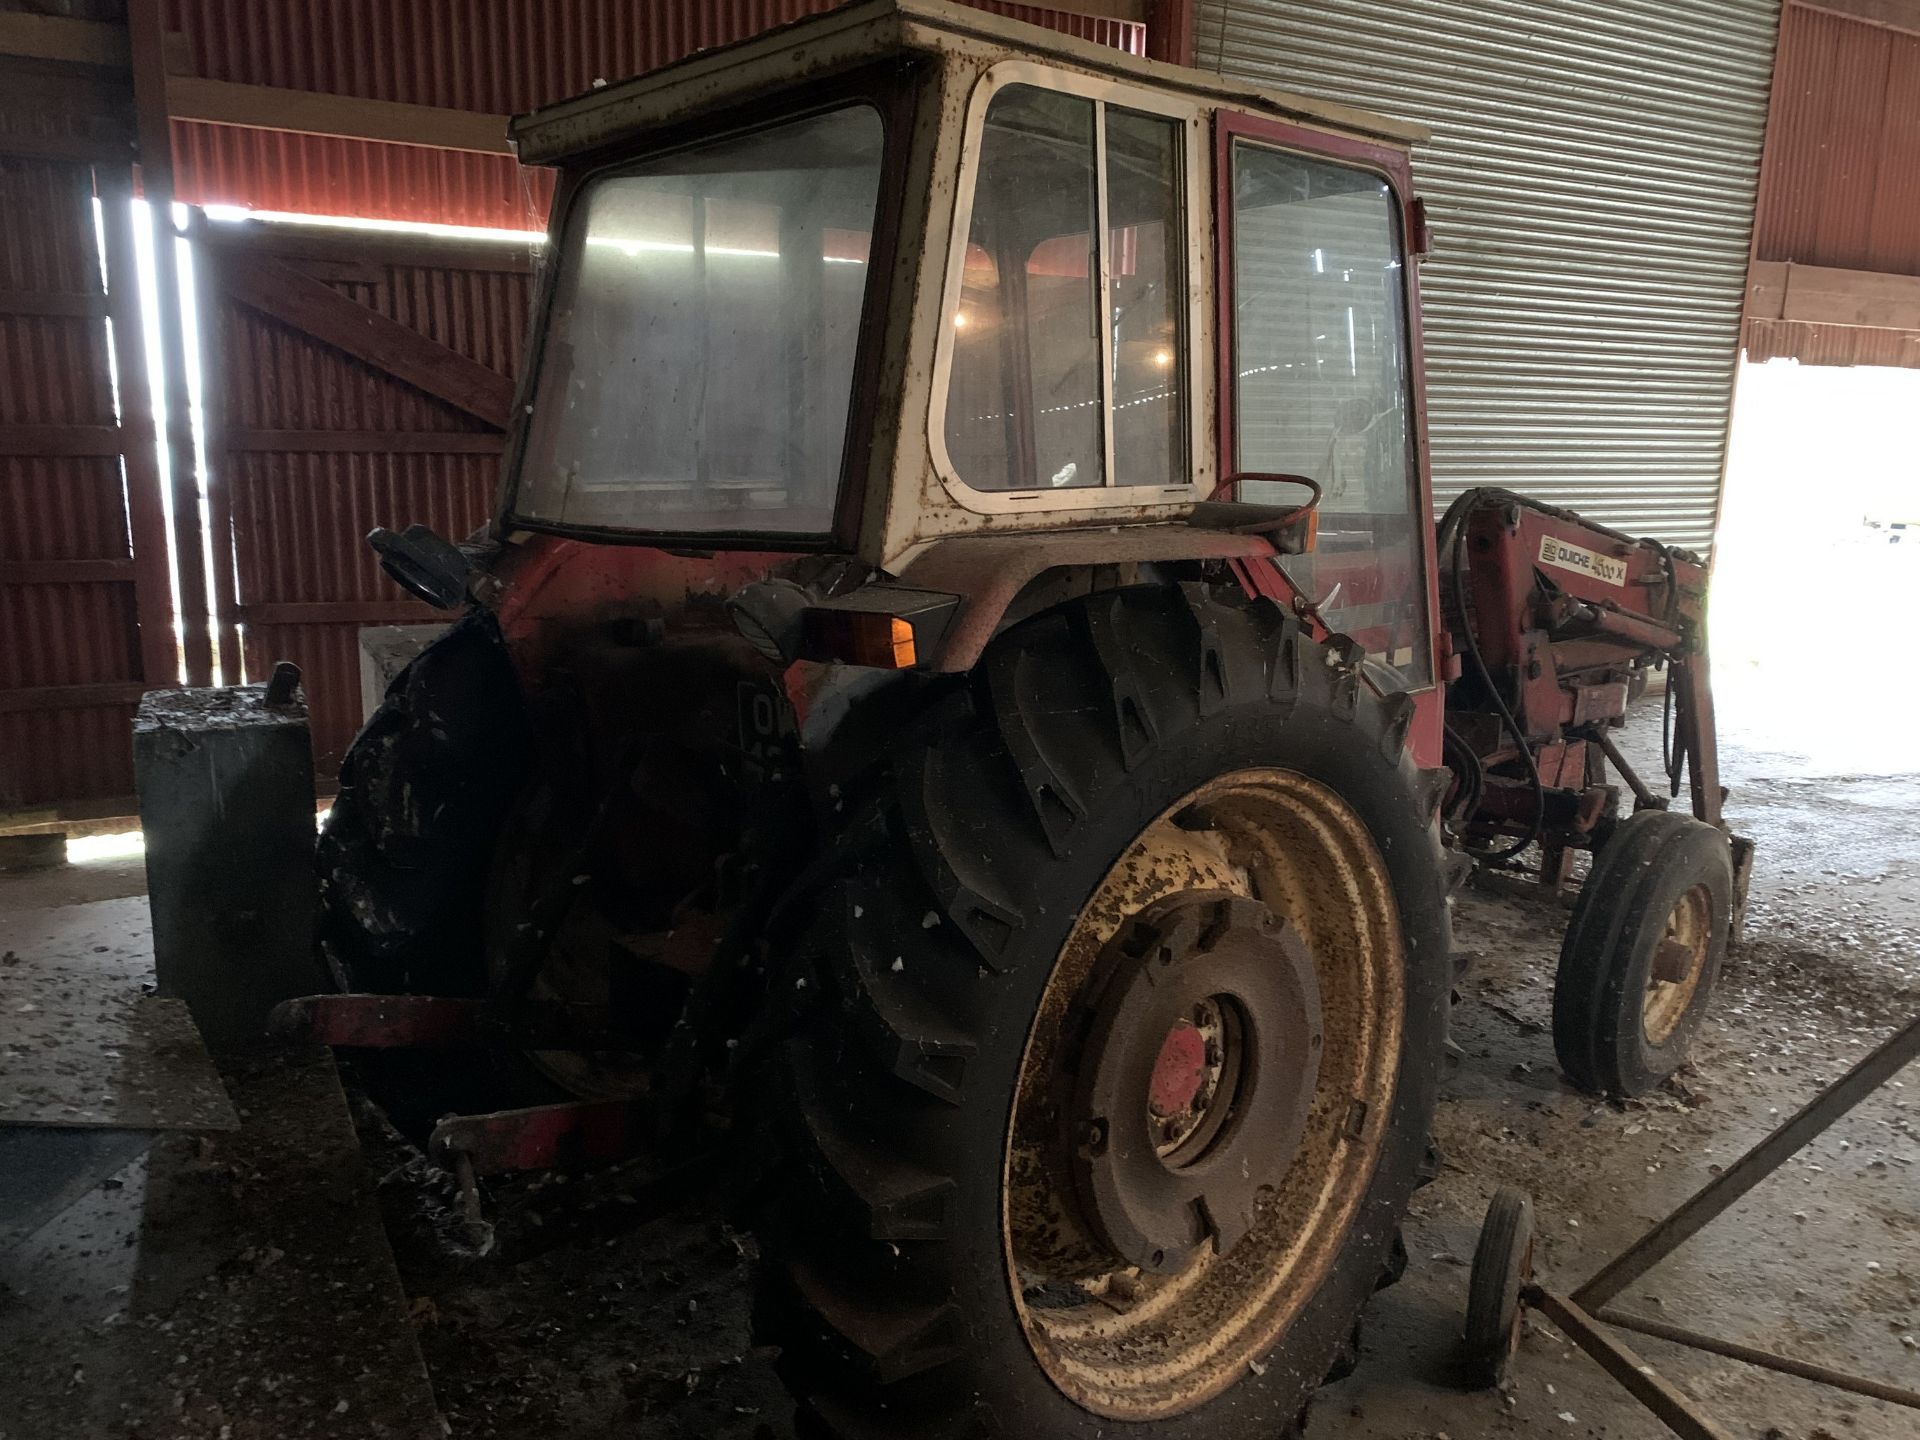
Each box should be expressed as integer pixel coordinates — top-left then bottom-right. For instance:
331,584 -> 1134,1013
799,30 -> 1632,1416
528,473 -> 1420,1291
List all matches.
367,524 -> 474,611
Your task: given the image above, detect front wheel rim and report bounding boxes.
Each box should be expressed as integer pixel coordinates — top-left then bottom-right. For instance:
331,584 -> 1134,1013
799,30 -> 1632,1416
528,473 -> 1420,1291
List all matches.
1001,768 -> 1406,1420
1642,883 -> 1712,1044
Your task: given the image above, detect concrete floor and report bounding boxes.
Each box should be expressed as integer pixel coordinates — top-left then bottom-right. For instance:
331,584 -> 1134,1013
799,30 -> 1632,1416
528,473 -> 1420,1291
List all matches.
1326,704 -> 1920,1440
2,705 -> 1916,1439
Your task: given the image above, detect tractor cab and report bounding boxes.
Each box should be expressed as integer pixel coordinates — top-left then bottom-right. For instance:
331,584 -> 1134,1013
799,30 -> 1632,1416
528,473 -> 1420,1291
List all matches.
384,0 -> 1444,748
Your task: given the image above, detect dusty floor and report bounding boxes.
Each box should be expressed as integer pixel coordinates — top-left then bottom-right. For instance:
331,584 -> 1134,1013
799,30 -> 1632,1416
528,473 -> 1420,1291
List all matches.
2,706 -> 1916,1439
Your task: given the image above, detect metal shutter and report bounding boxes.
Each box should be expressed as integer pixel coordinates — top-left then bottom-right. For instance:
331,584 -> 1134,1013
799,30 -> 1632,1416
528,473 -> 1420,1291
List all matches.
1197,0 -> 1779,550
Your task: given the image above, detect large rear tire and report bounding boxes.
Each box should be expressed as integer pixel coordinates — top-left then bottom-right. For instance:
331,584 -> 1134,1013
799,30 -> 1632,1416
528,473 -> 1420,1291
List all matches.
751,584 -> 1452,1438
316,612 -> 529,997
314,613 -> 533,1134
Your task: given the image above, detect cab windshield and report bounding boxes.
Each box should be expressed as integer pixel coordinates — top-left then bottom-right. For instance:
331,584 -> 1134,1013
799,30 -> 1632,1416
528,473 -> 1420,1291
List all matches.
511,105 -> 886,537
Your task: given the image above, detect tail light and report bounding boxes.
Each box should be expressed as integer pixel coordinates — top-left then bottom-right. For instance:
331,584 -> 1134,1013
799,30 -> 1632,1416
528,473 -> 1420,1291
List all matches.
796,587 -> 961,671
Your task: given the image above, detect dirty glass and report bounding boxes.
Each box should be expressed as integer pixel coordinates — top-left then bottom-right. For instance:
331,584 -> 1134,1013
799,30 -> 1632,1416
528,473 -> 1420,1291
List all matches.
1231,142 -> 1430,690
944,86 -> 1105,491
943,87 -> 1187,494
512,106 -> 884,535
1105,107 -> 1186,489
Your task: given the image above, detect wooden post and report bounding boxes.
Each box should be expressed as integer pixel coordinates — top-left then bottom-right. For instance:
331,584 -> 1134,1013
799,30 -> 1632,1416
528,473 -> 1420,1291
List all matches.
97,165 -> 181,688
126,0 -> 213,686
1145,0 -> 1196,67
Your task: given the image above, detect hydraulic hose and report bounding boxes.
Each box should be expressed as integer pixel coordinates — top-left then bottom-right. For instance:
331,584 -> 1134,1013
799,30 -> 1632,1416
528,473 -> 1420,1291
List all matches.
1438,489 -> 1544,864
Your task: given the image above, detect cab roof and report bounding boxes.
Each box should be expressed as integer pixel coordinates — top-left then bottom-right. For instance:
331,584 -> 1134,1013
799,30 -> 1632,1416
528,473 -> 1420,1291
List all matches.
508,0 -> 1428,167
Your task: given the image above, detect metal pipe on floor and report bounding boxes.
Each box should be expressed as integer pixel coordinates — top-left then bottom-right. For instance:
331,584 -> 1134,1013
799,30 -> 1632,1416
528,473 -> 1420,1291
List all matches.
1574,1012 -> 1920,1309
1528,1288 -> 1738,1440
1594,1307 -> 1920,1411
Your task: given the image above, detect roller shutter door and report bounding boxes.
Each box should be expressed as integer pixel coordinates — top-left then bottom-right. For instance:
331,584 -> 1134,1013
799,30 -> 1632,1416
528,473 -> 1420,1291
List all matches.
1197,0 -> 1779,550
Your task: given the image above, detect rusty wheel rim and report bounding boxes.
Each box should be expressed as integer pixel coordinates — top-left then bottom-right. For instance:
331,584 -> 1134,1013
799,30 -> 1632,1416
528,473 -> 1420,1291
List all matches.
1505,1232 -> 1535,1365
1001,769 -> 1405,1420
1642,883 -> 1711,1045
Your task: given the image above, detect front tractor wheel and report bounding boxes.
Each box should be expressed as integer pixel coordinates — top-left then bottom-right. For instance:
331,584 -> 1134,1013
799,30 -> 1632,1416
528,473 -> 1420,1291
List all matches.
1553,807 -> 1733,1098
753,586 -> 1451,1438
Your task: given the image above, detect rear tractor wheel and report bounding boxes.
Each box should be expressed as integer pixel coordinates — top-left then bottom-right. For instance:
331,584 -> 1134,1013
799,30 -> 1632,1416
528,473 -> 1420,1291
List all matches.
753,585 -> 1452,1438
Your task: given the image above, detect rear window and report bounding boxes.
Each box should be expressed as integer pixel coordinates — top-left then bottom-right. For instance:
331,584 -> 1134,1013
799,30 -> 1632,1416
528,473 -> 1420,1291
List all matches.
511,105 -> 886,536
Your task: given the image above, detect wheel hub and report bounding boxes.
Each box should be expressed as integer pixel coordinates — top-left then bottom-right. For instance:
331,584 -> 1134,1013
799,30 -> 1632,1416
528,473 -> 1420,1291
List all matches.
1066,894 -> 1323,1274
1643,882 -> 1712,1044
1148,1018 -> 1210,1120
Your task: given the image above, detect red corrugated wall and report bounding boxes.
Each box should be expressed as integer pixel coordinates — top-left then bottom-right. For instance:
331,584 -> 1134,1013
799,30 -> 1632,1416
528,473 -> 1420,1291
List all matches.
167,0 -> 1144,228
0,158 -> 161,811
162,1 -> 1145,777
1746,3 -> 1920,368
200,226 -> 532,771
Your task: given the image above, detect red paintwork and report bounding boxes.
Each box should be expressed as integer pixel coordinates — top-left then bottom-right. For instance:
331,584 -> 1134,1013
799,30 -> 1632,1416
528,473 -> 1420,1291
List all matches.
1450,492 -> 1723,837
488,531 -> 788,680
1212,110 -> 1445,770
270,993 -> 492,1048
1457,499 -> 1705,750
430,1098 -> 649,1175
1149,1021 -> 1208,1115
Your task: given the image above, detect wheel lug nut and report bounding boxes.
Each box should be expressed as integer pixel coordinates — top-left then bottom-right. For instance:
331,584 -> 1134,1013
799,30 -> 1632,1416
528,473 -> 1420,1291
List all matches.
1077,1118 -> 1109,1156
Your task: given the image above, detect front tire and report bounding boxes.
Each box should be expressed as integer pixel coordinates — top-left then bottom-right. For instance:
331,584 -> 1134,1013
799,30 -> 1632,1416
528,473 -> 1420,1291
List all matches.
1553,808 -> 1732,1098
752,585 -> 1452,1438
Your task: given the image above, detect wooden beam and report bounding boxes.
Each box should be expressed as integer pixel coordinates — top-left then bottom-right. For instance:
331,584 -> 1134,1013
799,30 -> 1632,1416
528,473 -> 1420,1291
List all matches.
0,795 -> 140,829
0,129 -> 129,163
1788,264 -> 1920,329
0,558 -> 136,586
129,0 -> 214,688
0,289 -> 108,317
0,14 -> 129,69
1145,0 -> 1195,65
1792,0 -> 1920,35
99,164 -> 182,690
0,681 -> 148,714
0,424 -> 123,457
166,75 -> 512,155
224,429 -> 506,454
200,221 -> 539,273
1747,259 -> 1920,330
1039,1 -> 1147,20
1745,260 -> 1788,320
215,251 -> 514,428
236,600 -> 442,627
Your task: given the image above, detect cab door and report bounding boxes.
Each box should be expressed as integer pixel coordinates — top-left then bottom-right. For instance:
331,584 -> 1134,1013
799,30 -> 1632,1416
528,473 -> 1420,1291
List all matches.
1214,112 -> 1445,764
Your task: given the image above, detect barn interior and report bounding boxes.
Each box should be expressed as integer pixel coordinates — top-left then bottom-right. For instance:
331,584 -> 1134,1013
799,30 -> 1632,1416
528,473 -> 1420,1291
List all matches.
2,4 -> 1918,1438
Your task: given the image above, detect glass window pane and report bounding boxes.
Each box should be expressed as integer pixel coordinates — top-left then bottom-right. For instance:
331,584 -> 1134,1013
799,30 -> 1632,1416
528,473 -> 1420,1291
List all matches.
513,106 -> 884,534
1231,142 -> 1430,689
1105,107 -> 1185,488
944,85 -> 1105,492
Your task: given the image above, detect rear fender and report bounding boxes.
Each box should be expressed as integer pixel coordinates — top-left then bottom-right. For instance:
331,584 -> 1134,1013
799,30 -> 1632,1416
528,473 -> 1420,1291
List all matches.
894,527 -> 1282,673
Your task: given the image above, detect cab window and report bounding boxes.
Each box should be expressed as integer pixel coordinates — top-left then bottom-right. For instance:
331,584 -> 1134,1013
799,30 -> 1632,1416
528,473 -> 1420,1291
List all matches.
1230,141 -> 1430,689
943,83 -> 1187,494
512,105 -> 885,536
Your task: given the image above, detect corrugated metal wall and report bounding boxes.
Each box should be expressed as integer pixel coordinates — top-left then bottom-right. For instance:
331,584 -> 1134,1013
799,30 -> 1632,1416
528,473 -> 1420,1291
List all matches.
166,0 -> 1143,228
1197,0 -> 1779,550
0,156 -> 172,813
198,223 -> 530,772
1743,2 -> 1920,369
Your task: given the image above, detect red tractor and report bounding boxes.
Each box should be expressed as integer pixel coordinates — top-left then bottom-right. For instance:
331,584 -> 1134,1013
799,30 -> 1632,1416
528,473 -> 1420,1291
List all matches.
289,3 -> 1746,1434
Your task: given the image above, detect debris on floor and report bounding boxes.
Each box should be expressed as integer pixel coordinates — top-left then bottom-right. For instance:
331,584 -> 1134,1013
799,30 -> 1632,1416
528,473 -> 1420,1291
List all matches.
3,712 -> 1917,1440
